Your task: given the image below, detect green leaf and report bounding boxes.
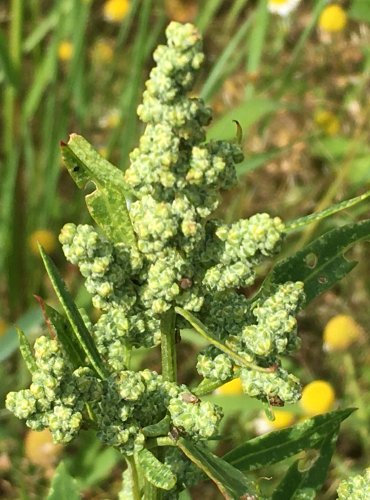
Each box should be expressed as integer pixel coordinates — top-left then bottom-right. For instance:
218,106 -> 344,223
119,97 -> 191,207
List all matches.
0,307 -> 43,362
207,98 -> 282,141
142,415 -> 171,438
0,29 -> 18,87
176,437 -> 258,500
16,328 -> 37,374
42,301 -> 86,369
285,191 -> 370,232
272,430 -> 339,499
223,408 -> 354,471
265,219 -> 370,307
47,461 -> 80,500
137,448 -> 177,491
61,134 -> 136,247
40,247 -> 107,379
349,0 -> 370,23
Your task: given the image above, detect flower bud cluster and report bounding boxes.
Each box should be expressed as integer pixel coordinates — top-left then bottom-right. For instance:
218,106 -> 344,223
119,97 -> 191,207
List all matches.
197,281 -> 304,405
6,336 -> 101,443
95,369 -> 222,454
337,468 -> 370,500
163,448 -> 204,499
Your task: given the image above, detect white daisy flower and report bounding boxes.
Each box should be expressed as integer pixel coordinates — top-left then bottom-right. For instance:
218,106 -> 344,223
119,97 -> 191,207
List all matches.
268,0 -> 301,17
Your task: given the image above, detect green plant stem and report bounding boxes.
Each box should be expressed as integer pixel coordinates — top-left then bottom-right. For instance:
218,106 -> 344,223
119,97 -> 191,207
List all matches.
175,307 -> 275,373
342,353 -> 370,457
160,308 -> 177,382
192,378 -> 227,397
146,437 -> 176,449
126,456 -> 141,500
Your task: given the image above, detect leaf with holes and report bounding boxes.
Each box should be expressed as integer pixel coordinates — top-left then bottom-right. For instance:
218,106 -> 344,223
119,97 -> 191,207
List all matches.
223,408 -> 354,471
262,219 -> 370,307
271,430 -> 339,500
61,134 -> 136,247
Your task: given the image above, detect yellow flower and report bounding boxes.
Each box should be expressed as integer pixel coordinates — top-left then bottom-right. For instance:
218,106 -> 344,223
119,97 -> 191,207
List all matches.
323,314 -> 363,352
314,110 -> 340,136
58,40 -> 73,62
0,319 -> 7,337
215,378 -> 243,395
268,0 -> 301,16
318,5 -> 347,33
29,229 -> 57,256
92,39 -> 114,64
103,0 -> 130,23
268,410 -> 296,429
300,380 -> 335,416
24,429 -> 62,467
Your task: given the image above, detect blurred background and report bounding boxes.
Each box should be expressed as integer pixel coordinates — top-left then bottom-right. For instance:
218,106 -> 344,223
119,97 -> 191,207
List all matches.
1,0 -> 370,498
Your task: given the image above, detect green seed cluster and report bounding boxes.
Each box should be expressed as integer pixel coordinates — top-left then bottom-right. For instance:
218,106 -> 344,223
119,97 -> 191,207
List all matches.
5,336 -> 101,443
95,370 -> 222,454
163,448 -> 205,499
197,281 -> 304,404
59,222 -> 161,368
337,468 -> 370,500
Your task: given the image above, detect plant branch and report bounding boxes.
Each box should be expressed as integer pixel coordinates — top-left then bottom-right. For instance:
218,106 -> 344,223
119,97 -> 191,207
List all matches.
160,308 -> 177,382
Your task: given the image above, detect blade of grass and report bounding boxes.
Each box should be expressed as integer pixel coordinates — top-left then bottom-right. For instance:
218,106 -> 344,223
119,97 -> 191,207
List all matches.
108,0 -> 153,166
195,0 -> 223,33
245,0 -> 269,100
23,0 -> 73,53
225,0 -> 250,32
200,16 -> 252,102
276,0 -> 326,94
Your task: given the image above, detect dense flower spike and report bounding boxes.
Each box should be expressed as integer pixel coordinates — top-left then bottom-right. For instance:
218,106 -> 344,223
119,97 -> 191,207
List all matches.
7,23 -> 307,488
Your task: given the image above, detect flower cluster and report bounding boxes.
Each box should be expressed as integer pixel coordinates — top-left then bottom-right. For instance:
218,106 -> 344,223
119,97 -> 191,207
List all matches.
7,22 -> 306,475
337,468 -> 370,500
6,336 -> 102,443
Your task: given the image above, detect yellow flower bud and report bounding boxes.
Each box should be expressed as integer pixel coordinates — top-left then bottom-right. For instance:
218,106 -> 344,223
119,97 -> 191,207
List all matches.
29,229 -> 57,256
216,378 -> 243,395
58,41 -> 73,62
323,314 -> 363,352
318,5 -> 347,33
300,380 -> 335,416
24,429 -> 62,467
314,110 -> 340,136
103,0 -> 130,23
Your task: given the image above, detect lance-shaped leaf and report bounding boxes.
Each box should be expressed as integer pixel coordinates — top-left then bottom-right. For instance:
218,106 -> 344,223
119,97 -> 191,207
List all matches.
223,408 -> 354,471
61,134 -> 136,247
44,302 -> 86,369
285,190 -> 370,233
272,429 -> 339,500
40,246 -> 107,379
137,448 -> 177,491
176,437 -> 259,500
17,328 -> 37,374
262,219 -> 370,307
